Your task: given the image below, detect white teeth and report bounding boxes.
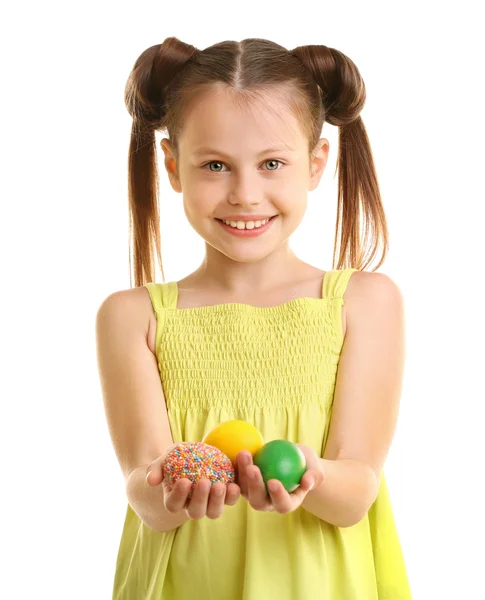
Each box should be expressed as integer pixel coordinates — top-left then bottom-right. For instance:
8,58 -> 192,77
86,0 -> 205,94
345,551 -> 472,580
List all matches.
222,218 -> 270,229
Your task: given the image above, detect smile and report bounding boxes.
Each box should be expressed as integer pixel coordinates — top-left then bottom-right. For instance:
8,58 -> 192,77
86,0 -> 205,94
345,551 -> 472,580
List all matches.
216,215 -> 277,237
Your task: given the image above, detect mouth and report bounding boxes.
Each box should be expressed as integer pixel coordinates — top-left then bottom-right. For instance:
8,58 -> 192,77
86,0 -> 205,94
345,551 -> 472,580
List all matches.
215,215 -> 278,237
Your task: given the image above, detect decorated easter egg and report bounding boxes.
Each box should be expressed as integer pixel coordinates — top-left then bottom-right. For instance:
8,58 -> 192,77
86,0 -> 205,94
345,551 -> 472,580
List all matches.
162,442 -> 235,498
253,440 -> 307,493
202,420 -> 264,465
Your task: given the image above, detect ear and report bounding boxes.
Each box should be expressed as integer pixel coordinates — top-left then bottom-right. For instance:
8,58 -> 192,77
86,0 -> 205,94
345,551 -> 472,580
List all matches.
160,138 -> 182,193
308,138 -> 329,192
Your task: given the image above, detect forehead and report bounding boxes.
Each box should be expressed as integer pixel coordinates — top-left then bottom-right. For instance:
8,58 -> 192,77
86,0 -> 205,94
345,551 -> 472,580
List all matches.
179,86 -> 306,154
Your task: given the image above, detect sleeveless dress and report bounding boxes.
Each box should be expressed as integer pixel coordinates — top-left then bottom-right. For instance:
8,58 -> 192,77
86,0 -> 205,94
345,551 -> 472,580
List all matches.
112,268 -> 412,599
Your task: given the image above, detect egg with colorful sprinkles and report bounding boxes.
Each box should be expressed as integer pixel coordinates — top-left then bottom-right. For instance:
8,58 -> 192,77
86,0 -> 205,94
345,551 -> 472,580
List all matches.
162,442 -> 235,498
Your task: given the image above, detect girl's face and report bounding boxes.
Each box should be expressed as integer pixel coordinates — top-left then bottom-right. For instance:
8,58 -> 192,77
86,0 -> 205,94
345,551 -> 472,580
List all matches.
161,86 -> 329,264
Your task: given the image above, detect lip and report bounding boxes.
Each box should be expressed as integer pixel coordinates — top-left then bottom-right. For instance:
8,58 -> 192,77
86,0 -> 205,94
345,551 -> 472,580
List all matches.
218,215 -> 277,222
216,215 -> 277,237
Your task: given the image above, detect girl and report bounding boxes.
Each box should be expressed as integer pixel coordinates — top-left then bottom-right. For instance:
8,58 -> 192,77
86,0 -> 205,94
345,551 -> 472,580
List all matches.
96,36 -> 412,599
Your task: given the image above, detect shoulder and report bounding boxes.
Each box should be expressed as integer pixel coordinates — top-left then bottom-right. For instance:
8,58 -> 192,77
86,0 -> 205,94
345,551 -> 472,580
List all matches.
96,286 -> 154,342
345,270 -> 404,328
346,270 -> 403,298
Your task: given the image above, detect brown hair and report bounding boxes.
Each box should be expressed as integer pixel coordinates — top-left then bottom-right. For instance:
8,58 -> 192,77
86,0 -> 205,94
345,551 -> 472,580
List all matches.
124,36 -> 389,288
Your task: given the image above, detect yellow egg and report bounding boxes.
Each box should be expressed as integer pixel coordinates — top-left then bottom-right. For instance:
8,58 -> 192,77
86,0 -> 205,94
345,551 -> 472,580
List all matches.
202,420 -> 264,465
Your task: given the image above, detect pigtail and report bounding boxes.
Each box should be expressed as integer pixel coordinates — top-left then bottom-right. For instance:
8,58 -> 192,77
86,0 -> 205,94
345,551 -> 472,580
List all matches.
292,45 -> 389,271
124,38 -> 199,288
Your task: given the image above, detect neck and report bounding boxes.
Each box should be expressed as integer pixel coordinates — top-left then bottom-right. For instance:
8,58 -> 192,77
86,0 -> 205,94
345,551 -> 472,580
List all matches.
194,243 -> 304,294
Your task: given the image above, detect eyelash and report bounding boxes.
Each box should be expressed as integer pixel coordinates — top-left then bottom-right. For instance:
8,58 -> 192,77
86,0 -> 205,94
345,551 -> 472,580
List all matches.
202,159 -> 285,173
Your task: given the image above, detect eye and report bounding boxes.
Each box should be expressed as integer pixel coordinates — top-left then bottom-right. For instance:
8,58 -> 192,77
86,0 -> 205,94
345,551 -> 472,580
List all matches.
203,159 -> 284,172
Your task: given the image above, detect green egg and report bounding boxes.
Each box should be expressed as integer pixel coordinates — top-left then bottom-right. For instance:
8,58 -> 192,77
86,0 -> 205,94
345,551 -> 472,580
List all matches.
253,440 -> 307,493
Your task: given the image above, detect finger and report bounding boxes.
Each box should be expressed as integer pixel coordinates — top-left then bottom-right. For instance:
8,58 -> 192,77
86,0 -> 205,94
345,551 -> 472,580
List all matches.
246,466 -> 271,511
147,444 -> 179,486
206,482 -> 227,520
236,450 -> 253,468
224,482 -> 241,506
299,469 -> 323,493
267,479 -> 292,514
163,478 -> 193,513
146,458 -> 164,486
186,478 -> 212,520
282,470 -> 323,508
236,451 -> 253,496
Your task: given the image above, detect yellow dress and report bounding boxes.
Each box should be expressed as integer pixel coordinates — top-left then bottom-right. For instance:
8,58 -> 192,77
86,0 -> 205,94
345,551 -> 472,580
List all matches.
112,268 -> 412,599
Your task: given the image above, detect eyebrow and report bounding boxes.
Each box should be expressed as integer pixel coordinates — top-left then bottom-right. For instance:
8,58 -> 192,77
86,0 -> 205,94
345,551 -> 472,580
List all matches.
192,146 -> 294,158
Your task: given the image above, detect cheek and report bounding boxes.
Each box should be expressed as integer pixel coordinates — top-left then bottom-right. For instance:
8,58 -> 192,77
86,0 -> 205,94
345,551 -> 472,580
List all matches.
183,191 -> 216,217
279,193 -> 308,216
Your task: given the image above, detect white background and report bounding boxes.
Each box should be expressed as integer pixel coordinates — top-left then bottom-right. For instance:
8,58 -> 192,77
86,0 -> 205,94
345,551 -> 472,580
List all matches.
2,1 -> 484,598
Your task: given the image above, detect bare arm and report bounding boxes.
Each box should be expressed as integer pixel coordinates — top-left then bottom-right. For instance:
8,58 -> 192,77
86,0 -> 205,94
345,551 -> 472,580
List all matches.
301,457 -> 378,528
95,288 -> 190,533
302,272 -> 406,527
95,287 -> 239,533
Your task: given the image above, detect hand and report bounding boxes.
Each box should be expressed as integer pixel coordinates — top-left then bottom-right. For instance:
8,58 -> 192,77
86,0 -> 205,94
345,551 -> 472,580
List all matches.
236,444 -> 324,514
146,444 -> 241,521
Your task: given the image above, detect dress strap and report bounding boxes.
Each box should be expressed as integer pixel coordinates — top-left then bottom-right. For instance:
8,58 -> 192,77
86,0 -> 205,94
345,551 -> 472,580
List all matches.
144,281 -> 178,311
143,282 -> 178,359
321,268 -> 360,299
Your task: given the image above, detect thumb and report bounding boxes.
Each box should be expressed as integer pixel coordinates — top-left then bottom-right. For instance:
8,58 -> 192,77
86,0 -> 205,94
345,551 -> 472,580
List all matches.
146,444 -> 178,486
146,457 -> 164,486
309,467 -> 325,490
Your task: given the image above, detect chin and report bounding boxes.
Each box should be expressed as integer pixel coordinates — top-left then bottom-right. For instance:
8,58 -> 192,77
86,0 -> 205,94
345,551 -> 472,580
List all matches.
217,244 -> 279,264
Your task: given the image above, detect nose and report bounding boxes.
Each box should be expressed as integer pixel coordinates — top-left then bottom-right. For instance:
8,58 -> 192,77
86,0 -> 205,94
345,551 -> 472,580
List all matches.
227,168 -> 262,207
